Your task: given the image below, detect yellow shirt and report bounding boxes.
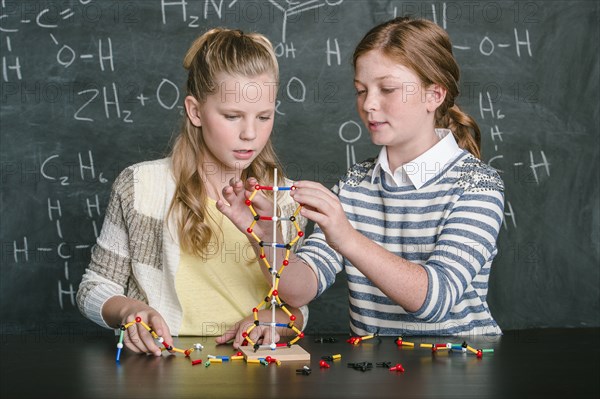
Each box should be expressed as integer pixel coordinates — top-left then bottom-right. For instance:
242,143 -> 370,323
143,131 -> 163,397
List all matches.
175,199 -> 269,336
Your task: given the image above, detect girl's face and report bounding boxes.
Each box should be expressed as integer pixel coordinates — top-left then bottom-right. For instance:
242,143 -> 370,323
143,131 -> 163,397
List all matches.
191,72 -> 277,175
354,50 -> 440,166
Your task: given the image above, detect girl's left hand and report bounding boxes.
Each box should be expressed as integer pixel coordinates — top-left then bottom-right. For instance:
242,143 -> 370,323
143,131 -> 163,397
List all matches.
290,180 -> 354,252
214,311 -> 281,350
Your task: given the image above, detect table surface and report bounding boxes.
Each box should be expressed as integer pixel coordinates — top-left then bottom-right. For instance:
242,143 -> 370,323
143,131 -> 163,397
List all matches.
1,328 -> 598,399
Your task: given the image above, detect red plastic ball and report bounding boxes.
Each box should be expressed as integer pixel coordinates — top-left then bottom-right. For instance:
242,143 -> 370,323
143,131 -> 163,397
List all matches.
290,315 -> 296,321
242,332 -> 248,338
272,290 -> 278,296
247,228 -> 253,233
255,185 -> 261,190
135,316 -> 141,322
260,254 -> 266,259
298,231 -> 304,237
245,200 -> 252,206
283,260 -> 289,266
252,308 -> 258,313
299,332 -> 305,338
390,364 -> 405,372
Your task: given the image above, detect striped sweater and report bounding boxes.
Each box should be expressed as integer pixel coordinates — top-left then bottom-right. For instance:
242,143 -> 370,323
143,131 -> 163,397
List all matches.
296,151 -> 504,336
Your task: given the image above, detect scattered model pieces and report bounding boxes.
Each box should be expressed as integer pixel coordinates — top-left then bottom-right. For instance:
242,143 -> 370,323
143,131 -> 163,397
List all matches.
296,365 -> 312,375
346,333 -> 378,345
347,362 -> 373,372
389,364 -> 405,372
321,354 -> 341,361
314,337 -> 338,343
395,337 -> 415,348
319,360 -> 331,368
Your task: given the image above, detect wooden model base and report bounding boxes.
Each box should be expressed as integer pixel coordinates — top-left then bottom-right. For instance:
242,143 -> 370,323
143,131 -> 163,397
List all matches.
239,344 -> 310,362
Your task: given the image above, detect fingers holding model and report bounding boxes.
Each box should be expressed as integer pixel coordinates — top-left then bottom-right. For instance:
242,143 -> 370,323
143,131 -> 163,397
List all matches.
290,180 -> 356,252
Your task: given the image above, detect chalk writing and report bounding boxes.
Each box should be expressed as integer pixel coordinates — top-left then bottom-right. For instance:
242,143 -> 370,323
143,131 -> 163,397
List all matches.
2,1 -> 586,336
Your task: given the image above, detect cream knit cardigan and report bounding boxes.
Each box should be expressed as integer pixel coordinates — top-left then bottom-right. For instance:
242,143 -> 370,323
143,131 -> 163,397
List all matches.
76,158 -> 307,335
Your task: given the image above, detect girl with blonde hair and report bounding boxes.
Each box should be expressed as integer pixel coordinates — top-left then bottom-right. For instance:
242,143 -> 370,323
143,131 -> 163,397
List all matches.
77,28 -> 306,355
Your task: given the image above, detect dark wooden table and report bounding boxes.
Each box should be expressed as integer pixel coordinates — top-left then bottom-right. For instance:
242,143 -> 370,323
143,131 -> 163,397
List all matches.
1,329 -> 598,398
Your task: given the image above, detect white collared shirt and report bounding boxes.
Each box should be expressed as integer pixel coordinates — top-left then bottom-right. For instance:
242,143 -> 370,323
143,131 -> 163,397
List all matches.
371,128 -> 463,189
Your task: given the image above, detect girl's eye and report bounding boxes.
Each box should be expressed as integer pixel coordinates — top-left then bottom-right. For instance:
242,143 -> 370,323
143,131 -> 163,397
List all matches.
224,115 -> 240,120
258,116 -> 272,121
381,88 -> 397,94
355,89 -> 366,96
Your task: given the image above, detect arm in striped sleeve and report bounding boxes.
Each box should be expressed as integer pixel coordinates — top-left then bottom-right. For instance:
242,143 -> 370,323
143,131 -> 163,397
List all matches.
410,186 -> 504,323
295,224 -> 345,299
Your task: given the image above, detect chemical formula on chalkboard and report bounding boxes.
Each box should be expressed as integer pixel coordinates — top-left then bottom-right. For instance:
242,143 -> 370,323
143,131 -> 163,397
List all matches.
1,0 -> 597,334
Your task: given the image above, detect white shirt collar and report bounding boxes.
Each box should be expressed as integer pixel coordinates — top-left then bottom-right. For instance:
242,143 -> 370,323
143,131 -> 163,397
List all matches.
371,128 -> 463,189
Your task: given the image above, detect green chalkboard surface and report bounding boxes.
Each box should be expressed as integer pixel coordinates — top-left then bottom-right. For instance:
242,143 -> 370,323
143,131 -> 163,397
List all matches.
1,0 -> 598,335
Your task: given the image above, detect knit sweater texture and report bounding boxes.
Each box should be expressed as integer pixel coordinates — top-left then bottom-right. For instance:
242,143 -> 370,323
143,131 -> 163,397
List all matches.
76,158 -> 305,335
296,151 -> 504,336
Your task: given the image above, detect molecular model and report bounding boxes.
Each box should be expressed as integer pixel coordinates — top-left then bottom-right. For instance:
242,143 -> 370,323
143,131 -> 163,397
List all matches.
114,170 -> 305,362
242,169 -> 305,351
116,317 -> 201,362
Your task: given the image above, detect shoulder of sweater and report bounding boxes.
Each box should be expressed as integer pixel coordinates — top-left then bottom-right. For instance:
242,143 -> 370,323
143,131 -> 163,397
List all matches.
111,158 -> 174,209
338,158 -> 377,188
453,153 -> 504,193
114,158 -> 173,188
125,157 -> 172,177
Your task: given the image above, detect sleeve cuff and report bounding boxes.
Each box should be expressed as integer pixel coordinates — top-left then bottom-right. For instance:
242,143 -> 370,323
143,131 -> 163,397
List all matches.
408,264 -> 435,320
298,305 -> 309,330
84,285 -> 125,329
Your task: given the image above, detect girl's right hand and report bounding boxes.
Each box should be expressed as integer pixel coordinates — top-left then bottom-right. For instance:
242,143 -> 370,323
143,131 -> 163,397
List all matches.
217,177 -> 274,238
118,303 -> 174,357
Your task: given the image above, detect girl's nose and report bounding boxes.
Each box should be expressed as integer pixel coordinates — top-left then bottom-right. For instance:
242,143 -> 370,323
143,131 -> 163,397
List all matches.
240,121 -> 257,140
363,92 -> 379,113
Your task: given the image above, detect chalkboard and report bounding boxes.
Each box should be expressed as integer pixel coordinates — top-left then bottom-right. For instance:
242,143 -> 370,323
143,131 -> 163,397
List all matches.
1,0 -> 598,335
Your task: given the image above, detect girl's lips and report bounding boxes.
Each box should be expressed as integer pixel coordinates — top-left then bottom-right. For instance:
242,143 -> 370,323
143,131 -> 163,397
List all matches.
369,121 -> 388,131
233,150 -> 255,160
